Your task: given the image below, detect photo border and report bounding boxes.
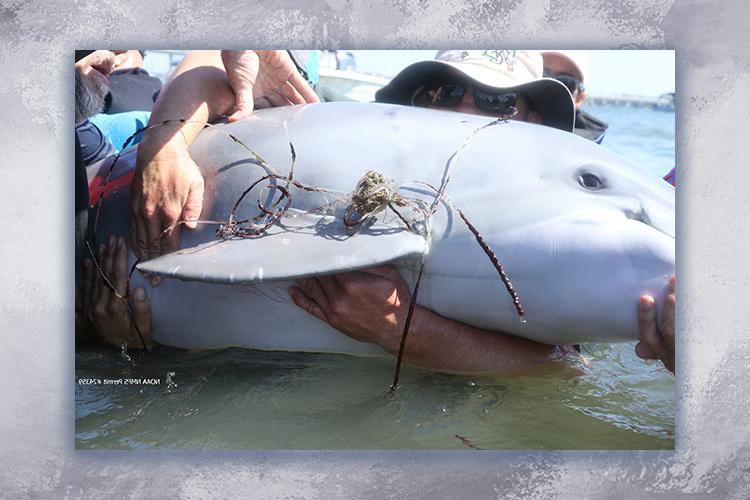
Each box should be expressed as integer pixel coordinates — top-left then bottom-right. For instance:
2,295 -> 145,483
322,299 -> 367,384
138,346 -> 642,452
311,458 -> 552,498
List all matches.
1,0 -> 748,497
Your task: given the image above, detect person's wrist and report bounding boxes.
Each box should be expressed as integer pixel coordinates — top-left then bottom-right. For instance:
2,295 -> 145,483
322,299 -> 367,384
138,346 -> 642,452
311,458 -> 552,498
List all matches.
137,132 -> 191,171
382,305 -> 432,356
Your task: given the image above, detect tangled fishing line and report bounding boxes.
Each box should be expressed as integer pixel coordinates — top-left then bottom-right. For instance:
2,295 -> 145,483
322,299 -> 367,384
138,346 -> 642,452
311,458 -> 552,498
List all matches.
87,114 -> 526,391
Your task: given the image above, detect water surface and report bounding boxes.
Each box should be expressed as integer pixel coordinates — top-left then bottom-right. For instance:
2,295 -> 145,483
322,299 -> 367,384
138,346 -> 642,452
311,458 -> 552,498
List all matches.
76,104 -> 676,450
76,343 -> 674,450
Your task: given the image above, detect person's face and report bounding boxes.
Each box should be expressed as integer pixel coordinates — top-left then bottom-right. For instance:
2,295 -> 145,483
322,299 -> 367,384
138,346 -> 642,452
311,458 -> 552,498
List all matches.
542,55 -> 585,110
412,79 -> 543,125
452,86 -> 542,124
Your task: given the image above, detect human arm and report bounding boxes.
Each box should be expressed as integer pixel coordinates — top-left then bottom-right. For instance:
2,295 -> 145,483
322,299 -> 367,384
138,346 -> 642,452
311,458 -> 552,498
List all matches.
131,50 -> 319,262
74,50 -> 115,124
635,275 -> 675,374
74,50 -> 115,93
80,235 -> 152,349
131,50 -> 234,262
289,266 -> 569,375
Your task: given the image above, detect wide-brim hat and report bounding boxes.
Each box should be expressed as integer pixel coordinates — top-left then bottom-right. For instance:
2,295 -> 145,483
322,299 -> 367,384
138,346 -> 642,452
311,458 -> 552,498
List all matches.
375,50 -> 575,132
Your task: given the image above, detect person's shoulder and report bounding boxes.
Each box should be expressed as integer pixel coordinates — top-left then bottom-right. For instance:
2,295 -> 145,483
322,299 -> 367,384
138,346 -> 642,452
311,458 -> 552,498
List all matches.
75,118 -> 98,137
576,108 -> 608,129
574,108 -> 608,142
76,119 -> 115,165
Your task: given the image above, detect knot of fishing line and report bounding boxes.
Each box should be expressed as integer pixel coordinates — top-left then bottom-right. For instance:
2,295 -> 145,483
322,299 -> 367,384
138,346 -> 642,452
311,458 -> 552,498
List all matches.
216,217 -> 264,238
343,170 -> 409,229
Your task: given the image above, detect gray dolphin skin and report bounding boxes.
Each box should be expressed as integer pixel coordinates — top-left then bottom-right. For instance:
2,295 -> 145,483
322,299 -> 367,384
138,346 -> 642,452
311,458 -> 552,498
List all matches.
88,102 -> 675,354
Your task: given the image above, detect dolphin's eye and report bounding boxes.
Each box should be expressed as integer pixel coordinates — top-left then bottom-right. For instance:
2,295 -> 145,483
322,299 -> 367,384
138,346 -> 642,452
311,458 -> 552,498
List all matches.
578,172 -> 605,191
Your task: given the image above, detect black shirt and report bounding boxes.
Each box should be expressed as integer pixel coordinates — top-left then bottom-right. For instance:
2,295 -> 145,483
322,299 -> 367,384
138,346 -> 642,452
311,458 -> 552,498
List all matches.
104,68 -> 162,114
574,108 -> 608,143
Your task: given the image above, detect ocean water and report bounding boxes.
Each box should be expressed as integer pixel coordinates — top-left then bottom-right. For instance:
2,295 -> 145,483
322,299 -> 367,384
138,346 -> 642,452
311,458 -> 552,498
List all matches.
587,103 -> 676,178
76,104 -> 676,450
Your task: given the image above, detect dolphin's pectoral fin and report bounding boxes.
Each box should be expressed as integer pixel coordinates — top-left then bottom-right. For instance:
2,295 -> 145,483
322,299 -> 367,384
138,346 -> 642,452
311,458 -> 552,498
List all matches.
136,213 -> 427,284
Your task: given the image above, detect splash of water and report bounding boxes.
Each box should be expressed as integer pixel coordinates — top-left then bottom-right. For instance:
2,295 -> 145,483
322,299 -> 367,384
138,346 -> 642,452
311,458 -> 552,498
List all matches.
165,371 -> 178,393
119,341 -> 131,363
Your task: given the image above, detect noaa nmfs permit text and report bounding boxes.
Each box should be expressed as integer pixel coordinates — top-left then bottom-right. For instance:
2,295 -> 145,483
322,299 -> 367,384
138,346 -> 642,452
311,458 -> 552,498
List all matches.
77,378 -> 161,386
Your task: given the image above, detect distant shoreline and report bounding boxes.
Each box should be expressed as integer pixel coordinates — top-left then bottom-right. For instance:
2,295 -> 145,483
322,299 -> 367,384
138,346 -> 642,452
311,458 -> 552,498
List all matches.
587,95 -> 675,109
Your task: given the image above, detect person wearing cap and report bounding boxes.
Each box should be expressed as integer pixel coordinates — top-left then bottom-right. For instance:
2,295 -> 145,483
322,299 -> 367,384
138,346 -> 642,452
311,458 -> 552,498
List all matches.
375,50 -> 575,132
541,50 -> 609,144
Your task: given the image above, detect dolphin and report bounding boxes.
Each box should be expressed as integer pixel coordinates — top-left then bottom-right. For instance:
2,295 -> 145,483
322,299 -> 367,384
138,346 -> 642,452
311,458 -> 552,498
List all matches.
87,102 -> 675,355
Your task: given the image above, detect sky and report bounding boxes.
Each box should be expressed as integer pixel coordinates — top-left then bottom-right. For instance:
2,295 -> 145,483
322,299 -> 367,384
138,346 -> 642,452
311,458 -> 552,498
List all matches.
345,50 -> 675,98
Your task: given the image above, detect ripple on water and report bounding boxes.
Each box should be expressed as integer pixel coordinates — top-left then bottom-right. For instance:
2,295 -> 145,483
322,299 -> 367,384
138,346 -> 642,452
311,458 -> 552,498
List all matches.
75,343 -> 674,450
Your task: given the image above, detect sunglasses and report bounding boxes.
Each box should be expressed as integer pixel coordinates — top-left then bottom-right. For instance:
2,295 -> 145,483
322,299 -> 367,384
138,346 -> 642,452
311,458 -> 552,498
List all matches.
543,71 -> 584,96
411,81 -> 519,116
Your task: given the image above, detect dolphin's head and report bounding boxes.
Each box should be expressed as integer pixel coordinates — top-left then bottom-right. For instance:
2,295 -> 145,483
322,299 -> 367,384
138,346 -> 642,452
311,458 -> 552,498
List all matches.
435,120 -> 675,343
558,143 -> 675,241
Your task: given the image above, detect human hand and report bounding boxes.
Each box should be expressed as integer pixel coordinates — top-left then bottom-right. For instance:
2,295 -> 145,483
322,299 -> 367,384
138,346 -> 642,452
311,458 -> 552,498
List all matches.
221,50 -> 319,122
636,275 -> 675,374
131,144 -> 204,266
75,50 -> 115,88
111,50 -> 143,71
84,235 -> 152,349
74,50 -> 115,123
289,266 -> 414,353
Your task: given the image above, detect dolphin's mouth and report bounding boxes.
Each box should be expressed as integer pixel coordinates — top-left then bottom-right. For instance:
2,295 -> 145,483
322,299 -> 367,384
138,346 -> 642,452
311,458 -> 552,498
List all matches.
624,205 -> 650,226
623,202 -> 675,240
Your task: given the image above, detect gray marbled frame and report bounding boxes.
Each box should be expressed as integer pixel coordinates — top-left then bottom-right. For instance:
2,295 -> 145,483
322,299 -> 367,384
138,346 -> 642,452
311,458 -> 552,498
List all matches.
1,0 -> 748,497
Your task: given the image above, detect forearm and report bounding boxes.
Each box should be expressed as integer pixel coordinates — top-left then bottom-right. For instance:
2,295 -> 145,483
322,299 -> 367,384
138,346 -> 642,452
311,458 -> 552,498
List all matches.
291,269 -> 571,375
388,306 -> 569,375
139,50 -> 235,160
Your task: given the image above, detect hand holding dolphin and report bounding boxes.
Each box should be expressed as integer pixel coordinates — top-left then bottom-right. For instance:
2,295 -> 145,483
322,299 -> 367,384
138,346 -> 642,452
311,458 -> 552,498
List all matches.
636,275 -> 676,374
290,266 -> 570,374
221,50 -> 319,122
130,50 -> 318,266
82,236 -> 152,349
290,266 -> 413,354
